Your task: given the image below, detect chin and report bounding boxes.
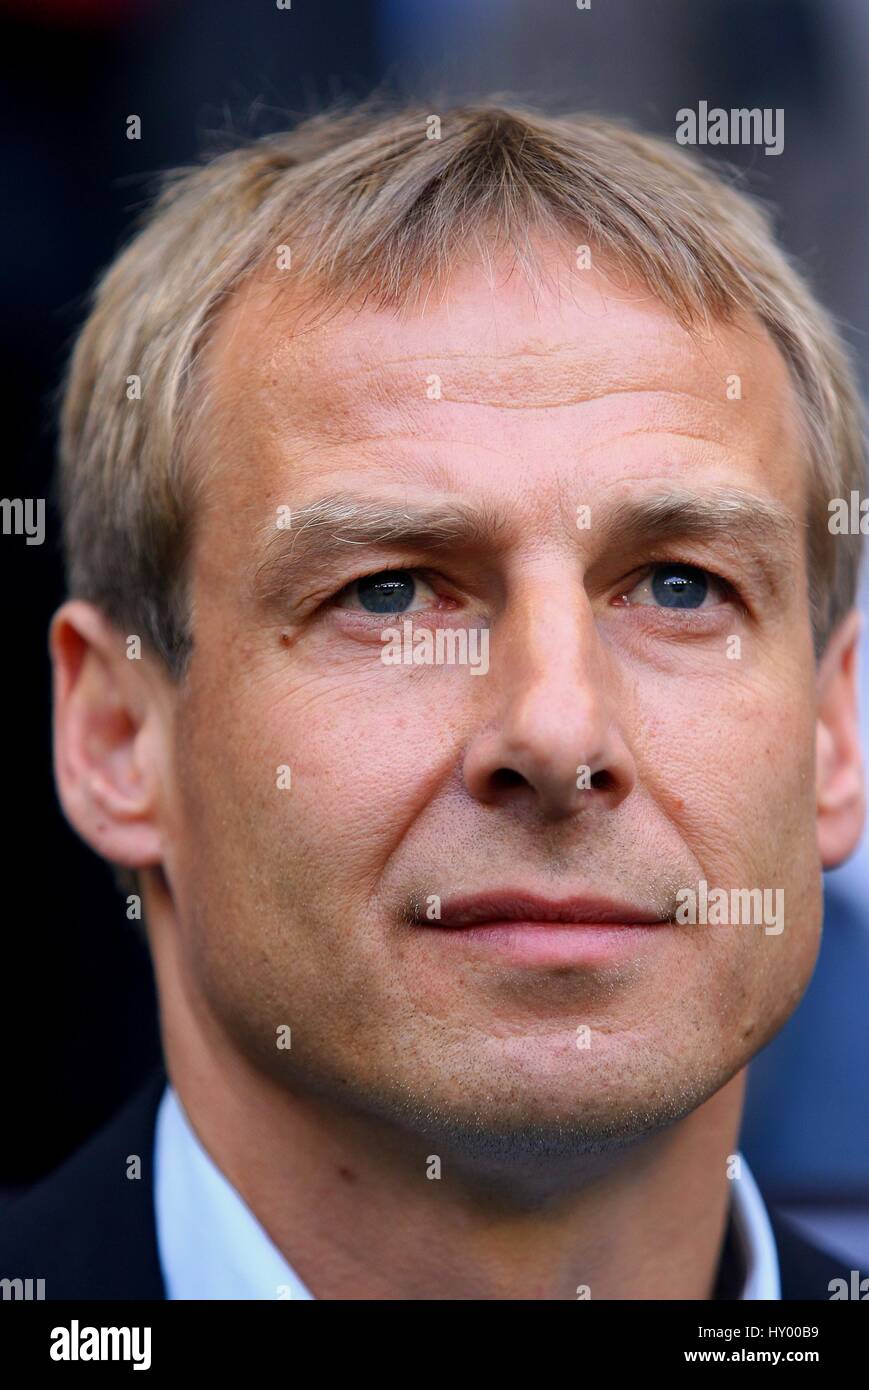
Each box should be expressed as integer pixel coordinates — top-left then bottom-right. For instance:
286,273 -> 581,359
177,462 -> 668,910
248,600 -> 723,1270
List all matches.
350,1058 -> 721,1170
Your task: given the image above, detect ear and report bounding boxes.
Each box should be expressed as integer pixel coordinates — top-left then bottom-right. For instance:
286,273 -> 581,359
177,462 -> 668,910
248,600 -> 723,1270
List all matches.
49,599 -> 169,874
816,607 -> 865,868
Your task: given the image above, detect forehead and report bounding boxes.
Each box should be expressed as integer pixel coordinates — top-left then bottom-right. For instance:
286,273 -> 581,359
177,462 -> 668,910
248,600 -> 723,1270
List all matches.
195,249 -> 804,523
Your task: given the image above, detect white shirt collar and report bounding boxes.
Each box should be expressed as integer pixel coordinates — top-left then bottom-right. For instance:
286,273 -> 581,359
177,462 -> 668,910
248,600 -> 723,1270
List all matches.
154,1083 -> 313,1300
729,1153 -> 781,1299
154,1082 -> 780,1299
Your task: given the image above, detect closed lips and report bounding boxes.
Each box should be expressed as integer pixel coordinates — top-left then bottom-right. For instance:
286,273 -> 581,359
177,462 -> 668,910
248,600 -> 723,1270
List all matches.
429,893 -> 671,928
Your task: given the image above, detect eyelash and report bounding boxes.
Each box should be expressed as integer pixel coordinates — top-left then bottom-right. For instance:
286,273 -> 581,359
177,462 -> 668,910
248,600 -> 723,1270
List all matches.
330,567 -> 451,615
329,561 -> 742,617
617,558 -> 741,610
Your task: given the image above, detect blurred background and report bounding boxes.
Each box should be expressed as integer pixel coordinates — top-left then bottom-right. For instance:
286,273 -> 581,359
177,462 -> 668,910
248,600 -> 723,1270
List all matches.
2,0 -> 867,1263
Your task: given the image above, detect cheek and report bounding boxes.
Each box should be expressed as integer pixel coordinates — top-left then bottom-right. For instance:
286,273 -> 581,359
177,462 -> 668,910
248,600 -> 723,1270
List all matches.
629,666 -> 822,1045
206,657 -> 469,887
634,662 -> 819,883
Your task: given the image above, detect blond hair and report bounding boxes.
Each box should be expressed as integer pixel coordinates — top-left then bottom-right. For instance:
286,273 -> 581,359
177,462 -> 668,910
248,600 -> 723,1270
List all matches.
59,98 -> 865,683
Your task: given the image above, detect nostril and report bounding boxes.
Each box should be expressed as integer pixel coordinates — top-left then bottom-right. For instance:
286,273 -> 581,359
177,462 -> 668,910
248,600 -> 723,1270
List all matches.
591,769 -> 616,792
490,766 -> 615,795
490,767 -> 528,792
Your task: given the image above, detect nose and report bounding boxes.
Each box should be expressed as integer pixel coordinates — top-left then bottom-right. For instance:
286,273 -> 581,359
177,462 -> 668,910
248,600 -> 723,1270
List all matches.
462,574 -> 637,820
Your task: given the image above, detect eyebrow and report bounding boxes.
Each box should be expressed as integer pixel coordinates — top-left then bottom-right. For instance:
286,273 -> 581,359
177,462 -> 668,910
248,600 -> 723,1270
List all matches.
603,485 -> 801,594
250,485 -> 801,607
251,493 -> 512,605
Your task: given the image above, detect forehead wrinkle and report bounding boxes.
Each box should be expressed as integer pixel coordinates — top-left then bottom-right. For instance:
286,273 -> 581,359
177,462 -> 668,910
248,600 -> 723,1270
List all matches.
255,317 -> 749,414
267,351 -> 740,415
262,398 -> 750,482
205,287 -> 804,537
211,297 -> 798,477
592,424 -> 734,450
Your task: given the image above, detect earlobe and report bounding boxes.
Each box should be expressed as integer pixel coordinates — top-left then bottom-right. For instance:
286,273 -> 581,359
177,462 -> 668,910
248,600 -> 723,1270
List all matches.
816,608 -> 866,868
49,599 -> 165,873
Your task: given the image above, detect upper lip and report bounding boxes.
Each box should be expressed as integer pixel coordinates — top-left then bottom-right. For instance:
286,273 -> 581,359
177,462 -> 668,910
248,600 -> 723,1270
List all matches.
431,891 -> 670,928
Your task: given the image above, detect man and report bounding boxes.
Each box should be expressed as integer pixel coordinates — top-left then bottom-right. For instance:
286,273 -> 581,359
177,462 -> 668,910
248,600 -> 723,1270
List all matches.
3,100 -> 868,1299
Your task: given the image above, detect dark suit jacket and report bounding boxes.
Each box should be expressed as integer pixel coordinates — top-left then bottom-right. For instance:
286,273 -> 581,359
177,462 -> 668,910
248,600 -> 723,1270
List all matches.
1,1065 -> 865,1300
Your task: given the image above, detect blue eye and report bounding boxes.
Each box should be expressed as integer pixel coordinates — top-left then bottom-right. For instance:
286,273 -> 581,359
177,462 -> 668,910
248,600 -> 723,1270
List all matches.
354,570 -> 418,614
334,568 -> 440,616
622,563 -> 723,611
357,571 -> 416,613
650,564 -> 709,609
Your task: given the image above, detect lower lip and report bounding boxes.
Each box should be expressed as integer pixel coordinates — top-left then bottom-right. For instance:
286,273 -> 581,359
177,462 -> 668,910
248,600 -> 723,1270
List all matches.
422,921 -> 674,966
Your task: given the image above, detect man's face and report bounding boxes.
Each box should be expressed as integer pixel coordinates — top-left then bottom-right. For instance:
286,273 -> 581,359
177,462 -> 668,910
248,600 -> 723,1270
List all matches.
159,250 -> 824,1155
